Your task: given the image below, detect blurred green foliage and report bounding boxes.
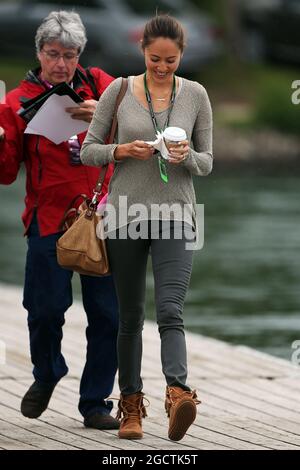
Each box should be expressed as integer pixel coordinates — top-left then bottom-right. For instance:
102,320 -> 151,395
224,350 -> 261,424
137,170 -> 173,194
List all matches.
200,59 -> 300,135
0,59 -> 35,90
254,79 -> 300,135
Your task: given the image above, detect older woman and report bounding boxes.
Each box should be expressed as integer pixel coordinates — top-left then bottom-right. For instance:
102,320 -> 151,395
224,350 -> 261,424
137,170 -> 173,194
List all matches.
81,14 -> 213,441
0,11 -> 119,430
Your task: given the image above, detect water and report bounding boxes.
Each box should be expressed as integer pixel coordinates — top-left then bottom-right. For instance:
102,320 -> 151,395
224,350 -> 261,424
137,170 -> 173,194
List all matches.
0,167 -> 299,360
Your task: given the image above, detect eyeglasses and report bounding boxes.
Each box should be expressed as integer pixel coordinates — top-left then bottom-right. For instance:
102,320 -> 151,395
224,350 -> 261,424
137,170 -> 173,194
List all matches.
41,50 -> 79,63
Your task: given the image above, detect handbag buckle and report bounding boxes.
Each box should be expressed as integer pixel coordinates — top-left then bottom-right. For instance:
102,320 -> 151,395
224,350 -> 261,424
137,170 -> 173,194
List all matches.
91,188 -> 102,205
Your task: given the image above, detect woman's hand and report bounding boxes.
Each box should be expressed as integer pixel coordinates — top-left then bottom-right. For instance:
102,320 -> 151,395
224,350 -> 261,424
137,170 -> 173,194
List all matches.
65,99 -> 98,123
0,126 -> 5,142
114,140 -> 155,161
168,140 -> 189,164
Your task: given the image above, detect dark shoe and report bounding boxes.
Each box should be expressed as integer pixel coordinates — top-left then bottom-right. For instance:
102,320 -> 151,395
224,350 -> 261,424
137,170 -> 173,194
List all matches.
21,380 -> 56,419
84,413 -> 120,430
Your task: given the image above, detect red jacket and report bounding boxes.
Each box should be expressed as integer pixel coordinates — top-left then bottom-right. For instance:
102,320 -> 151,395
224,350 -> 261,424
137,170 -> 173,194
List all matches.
0,65 -> 114,236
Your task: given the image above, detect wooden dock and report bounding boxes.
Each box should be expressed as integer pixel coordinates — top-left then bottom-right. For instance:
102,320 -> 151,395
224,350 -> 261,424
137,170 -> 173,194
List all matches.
0,282 -> 300,451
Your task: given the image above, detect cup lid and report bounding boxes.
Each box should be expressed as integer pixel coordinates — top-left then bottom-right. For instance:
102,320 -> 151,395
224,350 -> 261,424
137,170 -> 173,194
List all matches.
163,127 -> 187,142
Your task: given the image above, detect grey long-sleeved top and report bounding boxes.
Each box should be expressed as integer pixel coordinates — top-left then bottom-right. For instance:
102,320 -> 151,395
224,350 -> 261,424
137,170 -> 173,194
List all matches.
81,76 -> 213,230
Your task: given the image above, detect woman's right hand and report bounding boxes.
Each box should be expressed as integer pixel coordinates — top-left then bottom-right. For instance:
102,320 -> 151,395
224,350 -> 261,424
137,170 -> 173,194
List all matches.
0,126 -> 5,142
114,140 -> 154,161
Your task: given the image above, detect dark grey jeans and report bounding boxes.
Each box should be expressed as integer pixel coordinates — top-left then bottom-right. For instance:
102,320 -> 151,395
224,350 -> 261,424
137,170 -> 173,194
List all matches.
107,221 -> 194,395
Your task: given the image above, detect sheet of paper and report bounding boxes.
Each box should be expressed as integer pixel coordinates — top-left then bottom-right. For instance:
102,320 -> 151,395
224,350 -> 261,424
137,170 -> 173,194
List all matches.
24,94 -> 89,144
23,126 -> 44,136
146,131 -> 169,160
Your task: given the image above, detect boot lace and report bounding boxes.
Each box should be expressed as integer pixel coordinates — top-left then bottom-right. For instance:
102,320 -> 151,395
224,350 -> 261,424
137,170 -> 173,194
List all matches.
116,395 -> 150,422
166,387 -> 201,406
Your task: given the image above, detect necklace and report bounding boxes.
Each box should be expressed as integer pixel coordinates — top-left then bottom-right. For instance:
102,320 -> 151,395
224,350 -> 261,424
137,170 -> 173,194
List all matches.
147,79 -> 174,101
152,92 -> 169,102
150,90 -> 171,101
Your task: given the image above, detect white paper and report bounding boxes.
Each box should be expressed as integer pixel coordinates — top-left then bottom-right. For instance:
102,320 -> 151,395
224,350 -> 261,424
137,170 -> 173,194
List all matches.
24,126 -> 44,136
146,131 -> 170,160
24,94 -> 89,144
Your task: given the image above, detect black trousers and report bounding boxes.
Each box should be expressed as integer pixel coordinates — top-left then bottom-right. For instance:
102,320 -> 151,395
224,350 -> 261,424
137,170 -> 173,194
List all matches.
107,221 -> 194,395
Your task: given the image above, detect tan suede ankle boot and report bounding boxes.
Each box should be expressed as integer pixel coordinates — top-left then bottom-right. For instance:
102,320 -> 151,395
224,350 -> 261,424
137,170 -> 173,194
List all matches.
117,392 -> 147,439
165,386 -> 200,441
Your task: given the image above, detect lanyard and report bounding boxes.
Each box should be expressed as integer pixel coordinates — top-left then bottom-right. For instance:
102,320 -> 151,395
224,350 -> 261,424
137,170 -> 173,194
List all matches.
144,73 -> 176,183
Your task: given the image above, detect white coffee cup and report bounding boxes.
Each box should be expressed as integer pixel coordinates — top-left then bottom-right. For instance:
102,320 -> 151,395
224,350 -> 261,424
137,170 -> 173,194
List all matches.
163,127 -> 187,152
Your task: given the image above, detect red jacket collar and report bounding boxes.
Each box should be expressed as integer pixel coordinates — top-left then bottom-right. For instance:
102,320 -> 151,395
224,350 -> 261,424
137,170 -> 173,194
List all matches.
18,64 -> 97,105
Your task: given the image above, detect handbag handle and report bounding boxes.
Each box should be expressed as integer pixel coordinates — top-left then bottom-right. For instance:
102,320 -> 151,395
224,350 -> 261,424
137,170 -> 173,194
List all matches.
59,193 -> 88,231
91,78 -> 128,202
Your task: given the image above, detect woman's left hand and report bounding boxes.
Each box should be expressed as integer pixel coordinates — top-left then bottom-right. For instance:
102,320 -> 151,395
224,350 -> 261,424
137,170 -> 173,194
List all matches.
168,140 -> 189,164
65,99 -> 98,123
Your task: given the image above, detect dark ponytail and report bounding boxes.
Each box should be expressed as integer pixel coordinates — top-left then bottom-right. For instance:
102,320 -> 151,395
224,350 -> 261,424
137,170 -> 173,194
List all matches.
141,14 -> 186,52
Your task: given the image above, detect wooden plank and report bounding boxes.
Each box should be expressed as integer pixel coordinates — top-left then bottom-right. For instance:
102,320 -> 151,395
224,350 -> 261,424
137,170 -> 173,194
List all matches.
0,418 -> 80,450
0,432 -> 39,450
1,282 -> 300,450
215,378 -> 300,414
145,385 -> 300,450
245,377 -> 300,403
0,377 -> 233,450
0,384 -> 154,451
0,411 -> 116,451
193,380 -> 300,435
54,381 -> 230,450
0,380 -> 202,450
275,377 -> 300,391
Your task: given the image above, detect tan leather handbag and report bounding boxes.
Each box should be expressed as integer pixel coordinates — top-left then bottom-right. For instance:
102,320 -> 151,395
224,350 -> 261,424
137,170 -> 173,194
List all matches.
56,78 -> 128,276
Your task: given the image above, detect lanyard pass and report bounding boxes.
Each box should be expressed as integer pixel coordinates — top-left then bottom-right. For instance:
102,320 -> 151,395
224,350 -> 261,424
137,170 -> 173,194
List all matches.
158,157 -> 168,183
144,73 -> 176,184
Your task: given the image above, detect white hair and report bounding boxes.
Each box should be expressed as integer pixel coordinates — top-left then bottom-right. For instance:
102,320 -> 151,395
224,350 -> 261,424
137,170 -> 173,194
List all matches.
35,10 -> 87,54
